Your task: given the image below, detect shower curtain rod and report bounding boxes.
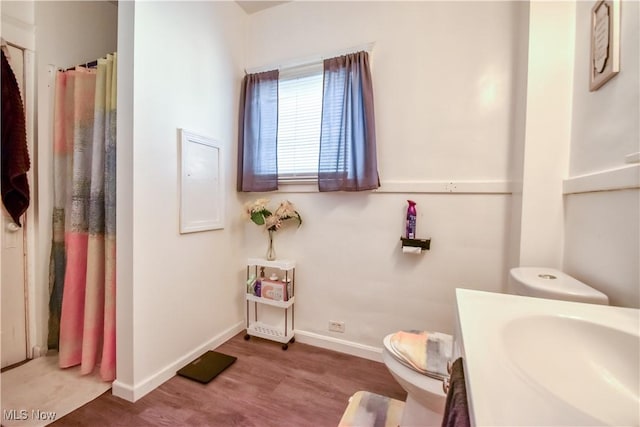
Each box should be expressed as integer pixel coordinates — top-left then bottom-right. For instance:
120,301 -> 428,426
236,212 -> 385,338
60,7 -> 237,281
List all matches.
62,52 -> 116,72
63,60 -> 98,71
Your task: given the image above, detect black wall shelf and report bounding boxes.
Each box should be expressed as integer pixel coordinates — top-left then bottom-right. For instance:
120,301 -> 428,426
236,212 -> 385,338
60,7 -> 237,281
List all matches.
400,237 -> 431,250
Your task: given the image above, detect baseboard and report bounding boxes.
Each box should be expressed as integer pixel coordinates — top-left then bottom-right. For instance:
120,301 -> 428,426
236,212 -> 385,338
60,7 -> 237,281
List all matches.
112,321 -> 244,402
111,379 -> 135,402
294,330 -> 383,363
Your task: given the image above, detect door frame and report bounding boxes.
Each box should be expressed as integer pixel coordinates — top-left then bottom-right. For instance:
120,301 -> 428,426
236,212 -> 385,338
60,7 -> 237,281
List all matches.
1,20 -> 40,359
23,46 -> 39,358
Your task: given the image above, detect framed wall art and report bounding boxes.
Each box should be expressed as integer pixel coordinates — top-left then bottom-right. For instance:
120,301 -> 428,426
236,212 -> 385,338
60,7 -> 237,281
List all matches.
179,129 -> 224,233
589,0 -> 620,91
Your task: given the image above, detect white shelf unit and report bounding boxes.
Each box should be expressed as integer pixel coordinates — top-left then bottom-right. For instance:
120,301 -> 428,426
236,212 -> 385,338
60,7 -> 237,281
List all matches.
245,258 -> 296,350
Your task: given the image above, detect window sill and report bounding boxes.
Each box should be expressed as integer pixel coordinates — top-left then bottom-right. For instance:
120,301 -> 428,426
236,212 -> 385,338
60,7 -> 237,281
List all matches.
277,180 -> 318,193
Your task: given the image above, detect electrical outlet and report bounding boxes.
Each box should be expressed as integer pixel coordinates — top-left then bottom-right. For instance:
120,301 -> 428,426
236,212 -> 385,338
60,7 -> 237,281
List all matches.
329,320 -> 345,333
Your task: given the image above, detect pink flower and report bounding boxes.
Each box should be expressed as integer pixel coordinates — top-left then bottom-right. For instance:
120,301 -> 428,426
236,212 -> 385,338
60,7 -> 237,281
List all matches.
265,215 -> 282,231
244,198 -> 302,231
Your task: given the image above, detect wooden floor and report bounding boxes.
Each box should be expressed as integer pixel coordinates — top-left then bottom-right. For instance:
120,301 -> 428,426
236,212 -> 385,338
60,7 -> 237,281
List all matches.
51,333 -> 406,426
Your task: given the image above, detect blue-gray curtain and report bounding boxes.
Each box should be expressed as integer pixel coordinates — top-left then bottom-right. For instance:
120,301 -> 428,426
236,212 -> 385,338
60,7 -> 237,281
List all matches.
237,70 -> 279,192
318,51 -> 379,191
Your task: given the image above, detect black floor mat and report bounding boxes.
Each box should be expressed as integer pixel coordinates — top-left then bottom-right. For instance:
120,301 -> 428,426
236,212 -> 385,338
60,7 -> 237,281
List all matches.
177,350 -> 237,384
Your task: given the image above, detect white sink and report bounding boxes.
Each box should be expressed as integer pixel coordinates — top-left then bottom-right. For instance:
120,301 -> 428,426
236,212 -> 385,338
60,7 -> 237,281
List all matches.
503,315 -> 639,426
455,289 -> 640,426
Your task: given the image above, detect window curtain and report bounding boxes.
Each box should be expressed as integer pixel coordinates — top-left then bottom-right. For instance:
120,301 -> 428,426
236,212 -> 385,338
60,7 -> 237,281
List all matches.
237,70 -> 279,192
318,51 -> 380,191
48,53 -> 117,382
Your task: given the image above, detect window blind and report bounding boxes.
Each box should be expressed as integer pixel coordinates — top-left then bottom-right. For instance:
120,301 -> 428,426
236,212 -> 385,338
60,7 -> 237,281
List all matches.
277,62 -> 323,181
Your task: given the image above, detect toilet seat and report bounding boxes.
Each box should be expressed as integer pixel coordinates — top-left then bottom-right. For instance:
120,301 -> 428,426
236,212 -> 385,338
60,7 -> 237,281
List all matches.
382,334 -> 447,425
382,335 -> 447,398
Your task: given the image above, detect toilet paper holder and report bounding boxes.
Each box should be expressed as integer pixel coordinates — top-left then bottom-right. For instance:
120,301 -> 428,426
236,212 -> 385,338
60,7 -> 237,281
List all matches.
400,237 -> 431,252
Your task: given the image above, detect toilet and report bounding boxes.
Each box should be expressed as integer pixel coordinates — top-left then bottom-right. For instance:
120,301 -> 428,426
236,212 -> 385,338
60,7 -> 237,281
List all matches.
508,267 -> 609,305
382,266 -> 609,426
381,334 -> 447,426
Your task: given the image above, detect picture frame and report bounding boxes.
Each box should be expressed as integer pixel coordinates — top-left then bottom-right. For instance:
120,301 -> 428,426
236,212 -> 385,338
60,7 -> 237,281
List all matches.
179,129 -> 224,233
589,0 -> 620,91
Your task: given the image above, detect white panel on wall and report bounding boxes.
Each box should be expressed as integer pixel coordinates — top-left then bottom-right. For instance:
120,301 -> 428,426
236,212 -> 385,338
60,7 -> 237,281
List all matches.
179,130 -> 224,233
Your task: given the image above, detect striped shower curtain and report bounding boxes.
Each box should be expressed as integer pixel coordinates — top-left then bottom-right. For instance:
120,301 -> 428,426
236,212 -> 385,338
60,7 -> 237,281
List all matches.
48,53 -> 117,382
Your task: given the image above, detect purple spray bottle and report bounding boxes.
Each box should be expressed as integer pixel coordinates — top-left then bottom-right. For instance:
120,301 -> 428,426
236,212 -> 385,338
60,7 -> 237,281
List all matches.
406,200 -> 417,239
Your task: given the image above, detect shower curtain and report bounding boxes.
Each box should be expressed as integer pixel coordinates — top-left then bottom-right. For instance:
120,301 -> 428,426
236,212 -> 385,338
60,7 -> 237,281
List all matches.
48,53 -> 117,382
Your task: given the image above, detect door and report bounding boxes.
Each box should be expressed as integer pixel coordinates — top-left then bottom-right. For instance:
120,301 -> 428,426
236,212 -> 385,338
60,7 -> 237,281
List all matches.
1,44 -> 28,368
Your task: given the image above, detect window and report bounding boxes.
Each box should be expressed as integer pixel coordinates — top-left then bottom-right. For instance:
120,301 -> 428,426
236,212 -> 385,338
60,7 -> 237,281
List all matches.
238,50 -> 378,192
277,62 -> 323,181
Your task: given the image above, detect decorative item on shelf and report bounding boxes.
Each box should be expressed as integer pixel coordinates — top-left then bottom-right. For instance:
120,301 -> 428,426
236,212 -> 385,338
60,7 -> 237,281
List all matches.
244,198 -> 302,261
283,275 -> 292,300
266,229 -> 276,261
260,280 -> 286,301
246,274 -> 256,294
406,200 -> 417,239
401,199 -> 429,254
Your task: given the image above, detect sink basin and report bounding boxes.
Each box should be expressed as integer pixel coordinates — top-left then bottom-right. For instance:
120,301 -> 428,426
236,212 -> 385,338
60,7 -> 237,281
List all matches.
456,289 -> 640,426
503,315 -> 639,426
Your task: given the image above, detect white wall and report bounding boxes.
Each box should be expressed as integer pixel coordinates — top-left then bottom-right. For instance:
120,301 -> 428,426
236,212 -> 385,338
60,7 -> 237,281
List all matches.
1,1 -> 35,50
564,190 -> 639,307
517,1 -> 575,268
243,1 -> 528,350
570,1 -> 639,176
115,0 -> 135,396
248,1 -> 524,183
564,0 -> 640,308
114,1 -> 247,401
507,1 -> 530,272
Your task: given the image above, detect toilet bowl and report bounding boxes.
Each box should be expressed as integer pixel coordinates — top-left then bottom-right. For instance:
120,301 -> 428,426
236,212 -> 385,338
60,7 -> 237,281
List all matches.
382,334 -> 446,426
382,267 -> 610,426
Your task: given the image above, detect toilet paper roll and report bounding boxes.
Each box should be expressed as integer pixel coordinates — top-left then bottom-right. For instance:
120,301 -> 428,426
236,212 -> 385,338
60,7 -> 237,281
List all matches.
402,246 -> 422,254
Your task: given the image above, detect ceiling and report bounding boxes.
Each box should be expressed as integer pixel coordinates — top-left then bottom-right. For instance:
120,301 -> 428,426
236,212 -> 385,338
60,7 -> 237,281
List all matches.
236,1 -> 289,14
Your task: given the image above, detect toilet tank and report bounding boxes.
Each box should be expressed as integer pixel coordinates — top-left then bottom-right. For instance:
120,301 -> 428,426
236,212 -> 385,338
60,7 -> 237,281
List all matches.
509,267 -> 609,305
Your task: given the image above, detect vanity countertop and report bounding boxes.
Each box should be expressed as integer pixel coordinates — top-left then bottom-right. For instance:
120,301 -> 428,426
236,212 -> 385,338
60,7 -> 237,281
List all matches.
455,288 -> 639,427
